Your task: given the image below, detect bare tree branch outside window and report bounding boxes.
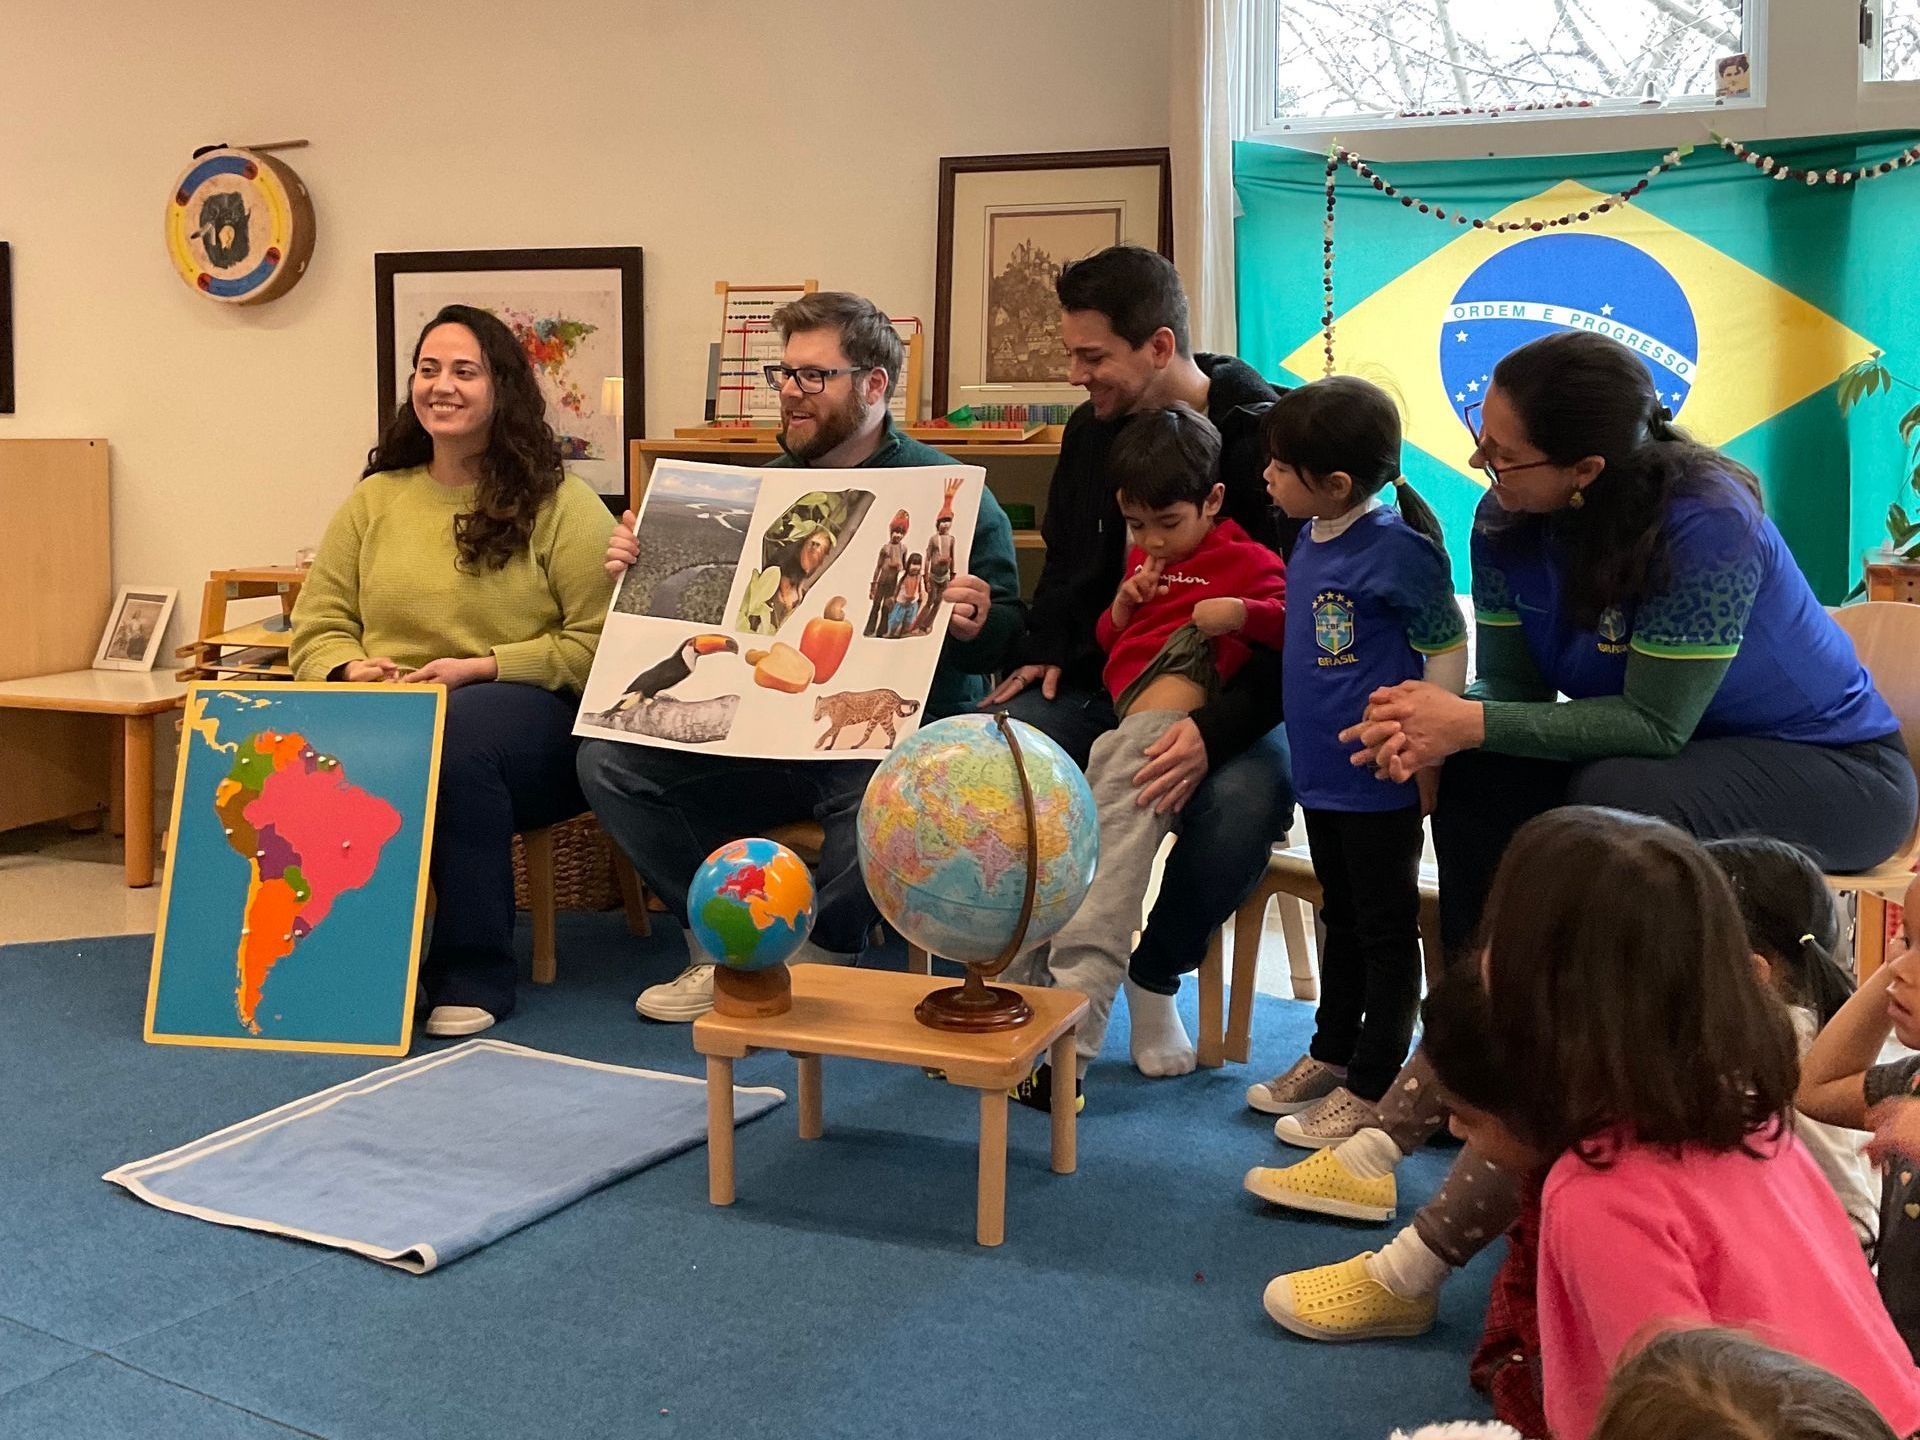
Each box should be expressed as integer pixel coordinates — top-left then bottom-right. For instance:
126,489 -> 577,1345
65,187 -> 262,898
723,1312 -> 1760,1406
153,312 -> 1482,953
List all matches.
1272,0 -> 1748,119
1882,0 -> 1920,80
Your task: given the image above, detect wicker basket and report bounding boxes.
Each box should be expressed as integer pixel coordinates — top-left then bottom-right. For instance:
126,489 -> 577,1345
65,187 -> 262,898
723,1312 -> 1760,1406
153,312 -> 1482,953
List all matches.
511,812 -> 622,912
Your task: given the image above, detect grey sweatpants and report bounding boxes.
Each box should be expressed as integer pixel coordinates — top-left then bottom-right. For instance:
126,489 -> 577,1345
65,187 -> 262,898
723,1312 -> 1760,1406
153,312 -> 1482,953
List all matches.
1032,709 -> 1185,1068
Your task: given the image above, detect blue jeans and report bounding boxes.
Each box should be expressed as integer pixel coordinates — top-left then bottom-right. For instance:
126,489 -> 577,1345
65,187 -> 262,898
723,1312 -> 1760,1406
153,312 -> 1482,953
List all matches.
423,682 -> 587,1018
998,685 -> 1295,995
576,740 -> 879,957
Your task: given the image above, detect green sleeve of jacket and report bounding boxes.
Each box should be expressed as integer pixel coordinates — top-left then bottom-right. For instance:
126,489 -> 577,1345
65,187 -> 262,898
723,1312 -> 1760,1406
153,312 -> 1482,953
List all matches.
1464,621 -> 1554,704
939,488 -> 1024,676
1480,648 -> 1733,761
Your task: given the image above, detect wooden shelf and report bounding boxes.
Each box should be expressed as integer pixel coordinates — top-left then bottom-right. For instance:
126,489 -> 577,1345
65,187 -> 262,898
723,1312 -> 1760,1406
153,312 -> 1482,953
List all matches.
176,567 -> 308,684
1013,532 -> 1045,550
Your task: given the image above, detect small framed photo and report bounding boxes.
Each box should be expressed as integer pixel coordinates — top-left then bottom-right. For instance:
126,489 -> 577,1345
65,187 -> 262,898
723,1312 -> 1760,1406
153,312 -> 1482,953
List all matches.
933,148 -> 1172,416
374,246 -> 644,506
95,586 -> 178,671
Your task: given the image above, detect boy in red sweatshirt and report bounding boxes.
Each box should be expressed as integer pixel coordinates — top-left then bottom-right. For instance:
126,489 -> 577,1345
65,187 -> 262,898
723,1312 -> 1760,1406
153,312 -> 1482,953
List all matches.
1019,403 -> 1285,1107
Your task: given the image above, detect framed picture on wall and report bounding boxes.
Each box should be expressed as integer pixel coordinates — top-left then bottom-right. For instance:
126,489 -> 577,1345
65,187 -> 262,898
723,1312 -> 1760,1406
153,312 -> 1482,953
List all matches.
0,241 -> 14,414
374,247 -> 644,506
94,585 -> 178,671
933,148 -> 1172,416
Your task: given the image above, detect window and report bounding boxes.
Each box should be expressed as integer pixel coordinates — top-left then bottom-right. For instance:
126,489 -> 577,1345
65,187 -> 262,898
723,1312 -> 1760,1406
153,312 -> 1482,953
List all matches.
1261,0 -> 1754,127
1866,0 -> 1920,81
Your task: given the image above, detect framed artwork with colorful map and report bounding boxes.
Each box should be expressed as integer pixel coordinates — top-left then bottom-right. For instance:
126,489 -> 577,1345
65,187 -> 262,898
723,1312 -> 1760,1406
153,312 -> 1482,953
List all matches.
145,683 -> 446,1055
375,247 -> 644,507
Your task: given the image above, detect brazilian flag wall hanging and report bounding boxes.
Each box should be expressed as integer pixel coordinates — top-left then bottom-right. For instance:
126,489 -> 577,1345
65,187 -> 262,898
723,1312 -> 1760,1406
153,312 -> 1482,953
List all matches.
1234,134 -> 1920,601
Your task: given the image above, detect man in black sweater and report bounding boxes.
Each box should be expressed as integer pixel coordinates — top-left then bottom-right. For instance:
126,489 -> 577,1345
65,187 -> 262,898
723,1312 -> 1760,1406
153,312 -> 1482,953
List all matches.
984,245 -> 1298,1100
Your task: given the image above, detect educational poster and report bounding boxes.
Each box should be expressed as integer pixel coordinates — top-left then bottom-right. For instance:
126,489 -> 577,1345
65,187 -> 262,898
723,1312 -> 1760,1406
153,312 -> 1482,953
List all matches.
145,684 -> 445,1056
578,459 -> 984,759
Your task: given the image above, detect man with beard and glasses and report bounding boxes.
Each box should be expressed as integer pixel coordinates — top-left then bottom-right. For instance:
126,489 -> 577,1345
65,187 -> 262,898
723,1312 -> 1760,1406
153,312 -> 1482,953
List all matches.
579,291 -> 1021,1022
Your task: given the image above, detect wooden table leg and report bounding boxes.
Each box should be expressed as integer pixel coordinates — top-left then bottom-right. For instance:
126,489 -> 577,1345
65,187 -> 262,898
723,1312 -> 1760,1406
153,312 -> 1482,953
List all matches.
977,1087 -> 1008,1247
706,1055 -> 735,1206
796,1054 -> 822,1139
1049,1031 -> 1077,1175
123,714 -> 155,888
107,720 -> 125,837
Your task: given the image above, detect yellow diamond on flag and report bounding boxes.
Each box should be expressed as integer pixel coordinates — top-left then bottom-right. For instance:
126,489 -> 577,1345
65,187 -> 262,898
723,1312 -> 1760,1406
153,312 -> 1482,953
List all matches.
1281,181 -> 1878,484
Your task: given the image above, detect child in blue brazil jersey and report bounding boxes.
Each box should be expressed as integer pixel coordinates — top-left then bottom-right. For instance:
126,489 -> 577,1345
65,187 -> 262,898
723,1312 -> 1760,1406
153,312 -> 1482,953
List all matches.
1244,376 -> 1468,1152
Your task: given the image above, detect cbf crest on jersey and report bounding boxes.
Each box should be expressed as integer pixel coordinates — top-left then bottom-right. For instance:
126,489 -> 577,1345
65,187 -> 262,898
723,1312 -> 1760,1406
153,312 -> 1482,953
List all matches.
1314,592 -> 1355,665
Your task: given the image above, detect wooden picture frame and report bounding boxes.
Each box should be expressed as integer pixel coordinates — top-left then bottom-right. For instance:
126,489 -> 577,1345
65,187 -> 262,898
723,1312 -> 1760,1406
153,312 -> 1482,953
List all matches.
94,585 -> 178,672
0,242 -> 13,414
375,247 -> 644,506
933,148 -> 1172,416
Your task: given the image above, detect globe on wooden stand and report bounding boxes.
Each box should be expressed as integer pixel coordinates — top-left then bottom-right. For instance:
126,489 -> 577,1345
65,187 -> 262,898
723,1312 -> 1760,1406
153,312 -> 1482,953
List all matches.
856,710 -> 1100,1038
686,838 -> 818,1020
912,714 -> 1042,1031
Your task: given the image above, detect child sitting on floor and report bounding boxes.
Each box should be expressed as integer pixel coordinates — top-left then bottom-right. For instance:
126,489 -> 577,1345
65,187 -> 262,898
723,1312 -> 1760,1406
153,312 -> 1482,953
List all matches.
1240,375 -> 1466,1155
1013,402 -> 1285,1111
1415,808 -> 1920,1440
1797,870 -> 1920,1361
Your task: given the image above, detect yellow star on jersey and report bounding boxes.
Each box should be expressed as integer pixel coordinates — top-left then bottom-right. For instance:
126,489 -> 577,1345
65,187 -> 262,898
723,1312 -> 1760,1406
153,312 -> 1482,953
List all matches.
1282,181 -> 1878,484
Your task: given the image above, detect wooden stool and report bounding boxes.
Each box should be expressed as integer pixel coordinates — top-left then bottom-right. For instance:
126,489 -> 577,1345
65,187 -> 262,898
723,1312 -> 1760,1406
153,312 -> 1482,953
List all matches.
520,822 -> 652,986
692,965 -> 1087,1246
1196,845 -> 1444,1068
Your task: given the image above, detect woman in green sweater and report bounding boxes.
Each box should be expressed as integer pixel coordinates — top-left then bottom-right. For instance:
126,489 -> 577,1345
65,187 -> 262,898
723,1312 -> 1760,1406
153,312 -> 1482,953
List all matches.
292,304 -> 614,1037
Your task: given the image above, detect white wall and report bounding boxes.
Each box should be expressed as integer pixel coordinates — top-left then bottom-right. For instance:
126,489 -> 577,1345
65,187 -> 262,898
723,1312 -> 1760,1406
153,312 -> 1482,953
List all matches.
1253,0 -> 1920,159
0,0 -> 1171,663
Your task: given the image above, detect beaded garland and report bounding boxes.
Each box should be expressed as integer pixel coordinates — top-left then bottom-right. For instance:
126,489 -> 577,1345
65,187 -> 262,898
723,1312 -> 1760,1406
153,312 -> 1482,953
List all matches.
1710,132 -> 1920,185
1330,145 -> 1689,233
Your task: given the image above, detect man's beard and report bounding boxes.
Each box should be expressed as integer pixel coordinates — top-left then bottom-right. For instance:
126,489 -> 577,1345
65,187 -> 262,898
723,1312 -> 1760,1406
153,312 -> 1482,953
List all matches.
781,387 -> 869,462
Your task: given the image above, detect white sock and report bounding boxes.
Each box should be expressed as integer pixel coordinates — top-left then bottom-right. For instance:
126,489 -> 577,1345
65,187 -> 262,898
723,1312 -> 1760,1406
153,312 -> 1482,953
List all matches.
1365,1226 -> 1451,1301
1124,979 -> 1196,1077
1333,1126 -> 1407,1181
790,940 -> 857,966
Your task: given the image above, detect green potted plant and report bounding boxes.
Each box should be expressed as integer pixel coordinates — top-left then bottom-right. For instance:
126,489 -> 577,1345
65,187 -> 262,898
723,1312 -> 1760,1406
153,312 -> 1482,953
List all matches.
1838,356 -> 1920,597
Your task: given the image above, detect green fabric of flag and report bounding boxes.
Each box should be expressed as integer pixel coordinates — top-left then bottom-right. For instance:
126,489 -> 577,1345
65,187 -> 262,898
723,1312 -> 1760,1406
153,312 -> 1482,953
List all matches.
1234,134 -> 1918,600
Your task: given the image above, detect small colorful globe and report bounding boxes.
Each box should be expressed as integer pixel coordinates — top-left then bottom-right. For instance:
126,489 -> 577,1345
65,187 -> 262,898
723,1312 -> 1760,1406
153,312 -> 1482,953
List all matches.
856,714 -> 1098,965
686,838 -> 817,971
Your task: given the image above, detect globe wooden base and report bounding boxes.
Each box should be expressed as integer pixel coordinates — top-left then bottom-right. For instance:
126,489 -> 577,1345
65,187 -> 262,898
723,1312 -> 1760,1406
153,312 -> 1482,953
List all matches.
915,967 -> 1033,1032
713,961 -> 792,1018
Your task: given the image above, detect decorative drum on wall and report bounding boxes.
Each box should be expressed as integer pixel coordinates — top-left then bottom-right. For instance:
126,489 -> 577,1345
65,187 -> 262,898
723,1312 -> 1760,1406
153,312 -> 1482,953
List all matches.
164,147 -> 316,305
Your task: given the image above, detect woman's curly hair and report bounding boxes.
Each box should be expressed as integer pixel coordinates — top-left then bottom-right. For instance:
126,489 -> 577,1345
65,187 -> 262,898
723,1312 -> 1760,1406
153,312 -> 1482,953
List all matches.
364,303 -> 563,571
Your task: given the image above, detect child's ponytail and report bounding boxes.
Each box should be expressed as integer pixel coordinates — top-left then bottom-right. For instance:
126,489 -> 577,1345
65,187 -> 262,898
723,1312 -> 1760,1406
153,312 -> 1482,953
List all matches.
1702,835 -> 1852,1026
1392,477 -> 1449,565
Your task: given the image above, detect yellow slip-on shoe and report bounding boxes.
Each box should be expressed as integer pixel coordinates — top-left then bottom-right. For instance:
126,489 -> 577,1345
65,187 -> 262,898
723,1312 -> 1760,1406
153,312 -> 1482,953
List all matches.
1243,1147 -> 1396,1223
1263,1254 -> 1437,1343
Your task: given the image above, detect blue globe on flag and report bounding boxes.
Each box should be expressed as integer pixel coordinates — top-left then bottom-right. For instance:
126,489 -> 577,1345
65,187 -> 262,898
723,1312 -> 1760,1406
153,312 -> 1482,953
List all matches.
1441,233 -> 1700,435
856,714 -> 1098,965
686,838 -> 816,972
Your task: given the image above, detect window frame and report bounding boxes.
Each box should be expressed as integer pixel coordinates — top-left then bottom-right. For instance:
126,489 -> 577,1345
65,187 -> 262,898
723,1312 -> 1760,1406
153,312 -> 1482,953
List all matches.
1244,0 -> 1766,141
1861,0 -> 1920,88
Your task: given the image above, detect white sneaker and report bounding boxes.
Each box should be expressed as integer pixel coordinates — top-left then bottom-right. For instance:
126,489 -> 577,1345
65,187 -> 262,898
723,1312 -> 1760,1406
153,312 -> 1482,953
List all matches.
635,963 -> 716,1022
423,1005 -> 496,1037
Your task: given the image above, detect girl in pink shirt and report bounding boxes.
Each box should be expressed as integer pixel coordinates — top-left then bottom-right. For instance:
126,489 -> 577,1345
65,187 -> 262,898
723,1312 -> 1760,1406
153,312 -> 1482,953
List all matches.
1420,806 -> 1920,1440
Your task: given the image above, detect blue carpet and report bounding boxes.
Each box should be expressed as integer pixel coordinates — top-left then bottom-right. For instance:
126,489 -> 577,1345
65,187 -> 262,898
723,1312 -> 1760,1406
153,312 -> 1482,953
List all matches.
2,918 -> 1496,1440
